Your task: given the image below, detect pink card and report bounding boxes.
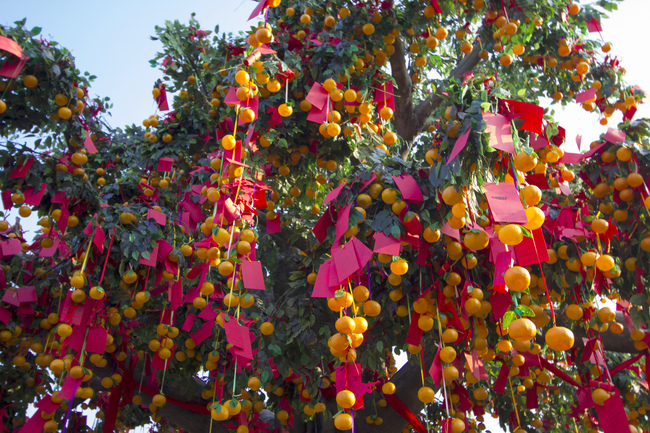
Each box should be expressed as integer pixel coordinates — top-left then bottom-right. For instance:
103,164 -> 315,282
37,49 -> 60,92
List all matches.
441,221 -> 460,240
58,376 -> 80,400
323,183 -> 345,205
372,232 -> 401,255
157,84 -> 169,111
2,289 -> 19,306
334,203 -> 352,245
483,182 -> 528,223
483,113 -> 514,154
147,208 -> 167,226
586,17 -> 602,32
350,236 -> 373,269
241,260 -> 266,290
306,103 -> 328,123
492,250 -> 513,292
181,314 -> 196,332
223,315 -> 253,359
464,349 -> 488,380
23,183 -> 47,206
391,174 -> 424,203
575,88 -> 597,103
373,80 -> 395,111
139,246 -> 158,267
0,36 -> 23,58
305,82 -> 328,110
158,157 -> 174,172
526,385 -> 538,409
248,0 -> 267,20
514,228 -> 549,266
1,239 -> 22,256
558,152 -> 583,165
84,134 -> 98,154
332,242 -> 360,284
595,391 -> 629,433
9,158 -> 34,179
604,127 -> 626,144
266,214 -> 281,234
311,260 -> 337,298
0,306 -> 10,324
446,128 -> 471,165
17,286 -> 36,303
581,141 -> 608,160
529,132 -> 548,149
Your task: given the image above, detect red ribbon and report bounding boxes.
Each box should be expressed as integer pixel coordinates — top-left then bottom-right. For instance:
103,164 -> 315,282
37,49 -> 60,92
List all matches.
383,394 -> 427,433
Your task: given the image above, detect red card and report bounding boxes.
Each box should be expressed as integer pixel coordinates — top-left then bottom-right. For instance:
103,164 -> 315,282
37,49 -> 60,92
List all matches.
0,57 -> 28,79
494,362 -> 510,394
248,0 -> 267,20
503,100 -> 544,135
307,103 -> 329,123
169,279 -> 183,310
446,128 -> 471,165
57,376 -> 80,401
484,182 -> 528,223
428,348 -> 443,387
391,174 -> 424,203
23,183 -> 47,206
191,320 -> 214,346
323,183 -> 345,205
223,315 -> 253,360
9,158 -> 34,179
586,17 -> 602,32
483,113 -> 514,154
405,312 -> 423,346
241,260 -> 266,290
514,228 -> 549,266
490,290 -> 513,323
313,205 -> 336,243
581,141 -> 608,159
158,157 -> 174,172
372,232 -> 401,255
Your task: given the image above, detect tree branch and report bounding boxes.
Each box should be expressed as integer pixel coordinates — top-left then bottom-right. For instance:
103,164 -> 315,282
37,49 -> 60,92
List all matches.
390,40 -> 482,159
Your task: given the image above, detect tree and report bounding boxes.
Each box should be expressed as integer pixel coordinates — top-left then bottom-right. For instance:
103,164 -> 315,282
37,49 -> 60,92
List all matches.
0,0 -> 648,432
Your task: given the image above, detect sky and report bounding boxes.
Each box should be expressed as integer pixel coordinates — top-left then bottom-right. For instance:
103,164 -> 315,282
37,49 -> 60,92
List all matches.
4,1 -> 650,432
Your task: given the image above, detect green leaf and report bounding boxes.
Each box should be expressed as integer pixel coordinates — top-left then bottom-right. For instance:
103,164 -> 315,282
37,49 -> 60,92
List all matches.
502,311 -> 516,329
629,294 -> 646,306
390,225 -> 401,239
376,340 -> 384,352
516,305 -> 535,317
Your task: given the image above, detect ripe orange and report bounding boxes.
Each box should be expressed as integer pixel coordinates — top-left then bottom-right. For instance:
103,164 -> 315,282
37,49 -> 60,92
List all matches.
504,266 -> 530,292
508,318 -> 537,341
545,326 -> 574,351
336,390 -> 356,409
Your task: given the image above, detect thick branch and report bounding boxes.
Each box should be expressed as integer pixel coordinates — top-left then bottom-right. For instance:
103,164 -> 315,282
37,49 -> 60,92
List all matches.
389,39 -> 482,158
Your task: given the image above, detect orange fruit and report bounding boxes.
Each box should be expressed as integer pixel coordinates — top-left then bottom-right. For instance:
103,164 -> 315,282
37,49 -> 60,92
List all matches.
545,326 -> 574,351
508,318 -> 537,341
504,266 -> 530,292
498,224 -> 524,245
336,390 -> 356,409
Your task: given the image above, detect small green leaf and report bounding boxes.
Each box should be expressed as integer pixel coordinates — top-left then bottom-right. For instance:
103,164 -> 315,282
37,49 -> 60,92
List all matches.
516,305 -> 535,317
502,311 -> 516,329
